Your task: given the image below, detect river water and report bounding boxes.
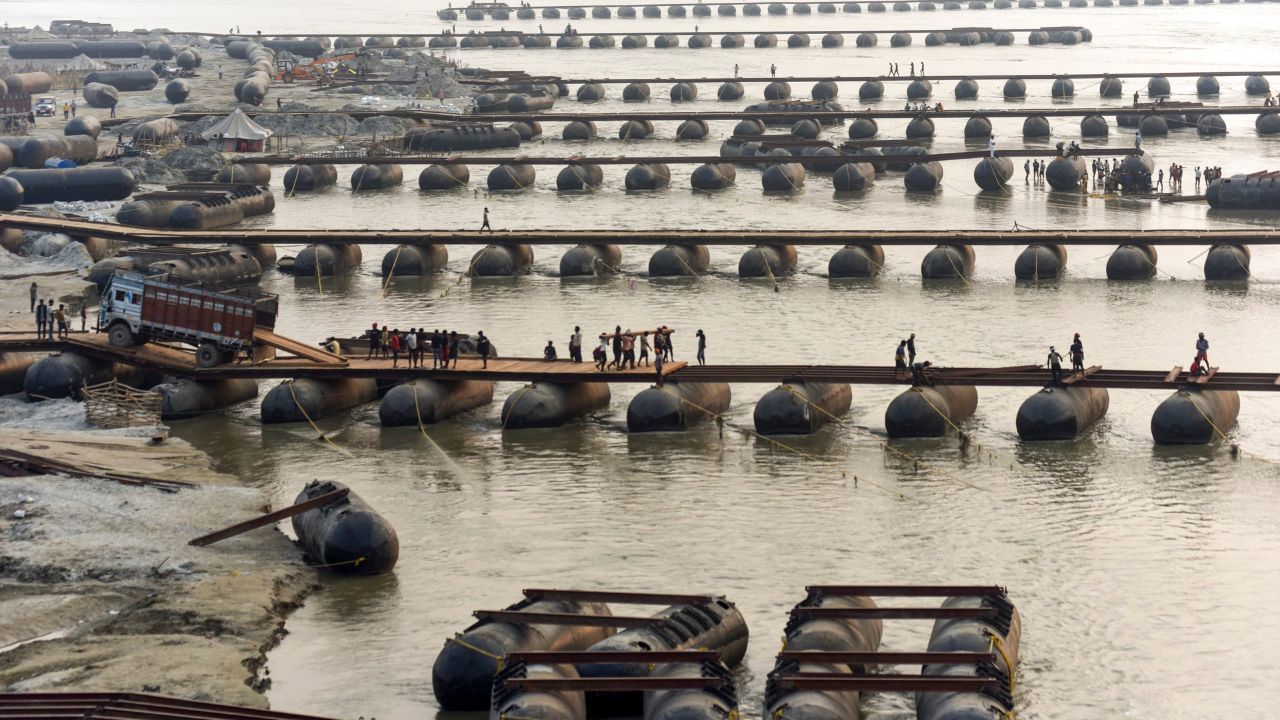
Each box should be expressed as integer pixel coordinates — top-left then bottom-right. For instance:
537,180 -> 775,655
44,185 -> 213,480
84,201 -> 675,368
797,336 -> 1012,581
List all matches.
16,1 -> 1280,717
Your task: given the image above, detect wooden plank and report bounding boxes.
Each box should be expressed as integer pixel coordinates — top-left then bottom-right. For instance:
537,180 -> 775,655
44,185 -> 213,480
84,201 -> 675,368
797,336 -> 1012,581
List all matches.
253,327 -> 347,365
1164,366 -> 1183,383
188,487 -> 349,547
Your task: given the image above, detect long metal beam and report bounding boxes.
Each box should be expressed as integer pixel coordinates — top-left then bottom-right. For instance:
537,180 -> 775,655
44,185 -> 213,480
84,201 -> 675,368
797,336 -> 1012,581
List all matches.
153,103 -> 1274,124
3,214 -> 1278,248
465,70 -> 1280,84
240,148 -> 1136,166
2,334 -> 1278,390
523,588 -> 718,604
177,26 -> 1085,38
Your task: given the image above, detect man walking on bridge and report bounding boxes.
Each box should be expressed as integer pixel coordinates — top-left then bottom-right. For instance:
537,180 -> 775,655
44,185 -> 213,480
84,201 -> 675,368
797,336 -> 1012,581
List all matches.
1046,346 -> 1064,385
29,282 -> 37,312
480,207 -> 492,233
695,329 -> 706,366
477,331 -> 491,368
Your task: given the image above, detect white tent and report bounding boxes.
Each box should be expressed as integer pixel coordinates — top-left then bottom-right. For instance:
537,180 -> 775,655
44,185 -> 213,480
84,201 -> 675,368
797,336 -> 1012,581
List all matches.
200,108 -> 273,151
61,54 -> 108,72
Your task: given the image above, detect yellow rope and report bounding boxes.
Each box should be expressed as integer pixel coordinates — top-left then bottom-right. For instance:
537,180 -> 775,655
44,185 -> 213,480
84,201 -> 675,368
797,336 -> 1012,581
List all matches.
661,384 -> 913,501
382,244 -> 404,295
987,633 -> 1017,698
777,384 -> 992,493
314,246 -> 324,295
440,246 -> 491,299
285,380 -> 350,457
450,635 -> 506,672
760,247 -> 781,292
501,385 -> 533,430
309,555 -> 366,569
911,386 -> 1026,477
941,245 -> 973,287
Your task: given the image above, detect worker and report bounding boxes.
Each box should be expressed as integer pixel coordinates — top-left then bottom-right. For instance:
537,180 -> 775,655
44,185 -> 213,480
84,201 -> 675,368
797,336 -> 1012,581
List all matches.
770,64 -> 777,78
1046,346 -> 1064,385
35,299 -> 48,339
1133,90 -> 1139,107
894,340 -> 907,377
29,282 -> 36,312
1195,332 -> 1209,365
906,333 -> 916,366
622,330 -> 636,369
1135,128 -> 1142,153
569,325 -> 582,363
1024,159 -> 1031,183
54,304 -> 68,339
734,63 -> 739,77
988,135 -> 996,159
476,331 -> 490,369
544,340 -> 558,361
431,329 -> 443,369
69,99 -> 76,118
594,334 -> 608,371
654,339 -> 665,386
910,62 -> 915,77
79,305 -> 87,332
695,329 -> 706,366
910,360 -> 933,386
639,330 -> 651,366
448,331 -> 460,368
405,327 -> 419,368
480,206 -> 492,232
1070,333 -> 1084,374
62,102 -> 69,120
610,324 -> 623,369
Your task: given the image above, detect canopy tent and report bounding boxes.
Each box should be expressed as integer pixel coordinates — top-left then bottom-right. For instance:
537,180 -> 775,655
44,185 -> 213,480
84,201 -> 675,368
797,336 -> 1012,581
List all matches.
61,54 -> 108,71
200,107 -> 272,151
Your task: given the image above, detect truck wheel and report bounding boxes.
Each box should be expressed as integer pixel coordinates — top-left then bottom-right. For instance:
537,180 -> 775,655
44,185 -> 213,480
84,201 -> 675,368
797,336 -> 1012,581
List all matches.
107,323 -> 134,348
196,342 -> 222,368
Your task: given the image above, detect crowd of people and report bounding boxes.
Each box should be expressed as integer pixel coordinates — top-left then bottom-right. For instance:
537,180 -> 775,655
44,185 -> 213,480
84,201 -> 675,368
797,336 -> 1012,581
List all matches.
363,324 -> 491,370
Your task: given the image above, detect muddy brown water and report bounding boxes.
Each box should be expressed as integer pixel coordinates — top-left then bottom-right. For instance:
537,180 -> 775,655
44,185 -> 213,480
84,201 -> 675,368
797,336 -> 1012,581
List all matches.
11,1 -> 1280,717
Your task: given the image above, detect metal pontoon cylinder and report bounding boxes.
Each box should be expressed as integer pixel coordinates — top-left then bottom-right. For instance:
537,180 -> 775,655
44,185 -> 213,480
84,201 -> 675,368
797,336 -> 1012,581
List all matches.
1016,385 -> 1109,439
1014,243 -> 1067,280
382,244 -> 449,275
260,378 -> 380,423
753,382 -> 851,434
559,243 -> 622,277
1106,243 -> 1158,280
500,382 -> 612,428
24,352 -> 151,400
920,244 -> 975,279
1150,388 -> 1240,444
293,243 -> 363,276
627,382 -> 732,431
378,380 -> 494,425
884,385 -> 978,437
154,378 -> 259,419
291,480 -> 399,575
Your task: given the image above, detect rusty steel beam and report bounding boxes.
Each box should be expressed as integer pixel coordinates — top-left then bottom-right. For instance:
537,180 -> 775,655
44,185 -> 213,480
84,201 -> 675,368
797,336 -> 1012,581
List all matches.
188,487 -> 349,547
507,650 -> 722,663
791,607 -> 996,620
502,677 -> 726,691
523,588 -> 717,605
771,675 -> 999,693
807,584 -> 1006,596
243,148 -> 1136,166
474,610 -> 662,627
0,692 -> 339,720
776,651 -> 997,665
481,70 -> 1280,84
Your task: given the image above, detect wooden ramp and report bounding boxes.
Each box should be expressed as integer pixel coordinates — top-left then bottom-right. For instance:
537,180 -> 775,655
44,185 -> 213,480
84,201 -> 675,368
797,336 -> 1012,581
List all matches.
253,327 -> 347,366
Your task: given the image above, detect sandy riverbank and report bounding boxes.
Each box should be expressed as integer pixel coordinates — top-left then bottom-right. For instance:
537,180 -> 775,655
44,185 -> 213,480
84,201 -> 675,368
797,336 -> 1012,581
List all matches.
0,406 -> 318,708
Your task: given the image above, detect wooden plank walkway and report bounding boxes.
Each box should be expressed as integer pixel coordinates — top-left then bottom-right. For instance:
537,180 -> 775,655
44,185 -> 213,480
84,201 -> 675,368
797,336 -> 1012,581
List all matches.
468,71 -> 1280,85
2,213 -> 1275,247
4,333 -> 1280,391
244,148 -> 1137,166
150,103 -> 1275,125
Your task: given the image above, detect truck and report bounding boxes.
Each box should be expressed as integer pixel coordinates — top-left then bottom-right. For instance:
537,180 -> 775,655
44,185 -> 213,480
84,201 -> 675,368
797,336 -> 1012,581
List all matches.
99,269 -> 279,367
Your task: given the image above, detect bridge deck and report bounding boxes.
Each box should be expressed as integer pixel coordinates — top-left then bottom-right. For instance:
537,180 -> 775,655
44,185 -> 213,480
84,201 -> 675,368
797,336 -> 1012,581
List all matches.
2,214 -> 1275,247
4,334 -> 1277,390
